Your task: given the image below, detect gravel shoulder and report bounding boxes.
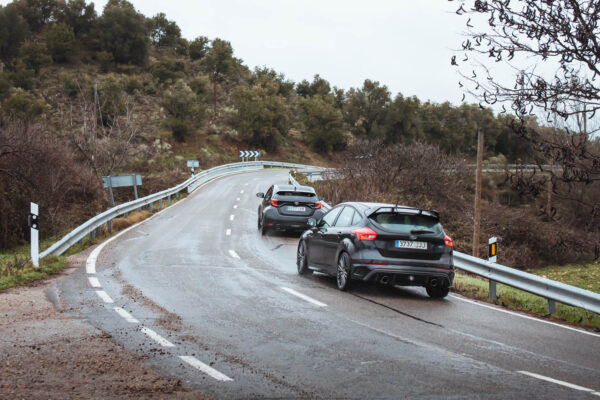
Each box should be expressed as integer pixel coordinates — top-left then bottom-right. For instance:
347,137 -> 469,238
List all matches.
0,251 -> 212,400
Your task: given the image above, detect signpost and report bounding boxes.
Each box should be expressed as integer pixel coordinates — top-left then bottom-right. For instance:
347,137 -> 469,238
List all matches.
102,174 -> 143,207
187,160 -> 199,175
239,150 -> 261,162
29,202 -> 39,268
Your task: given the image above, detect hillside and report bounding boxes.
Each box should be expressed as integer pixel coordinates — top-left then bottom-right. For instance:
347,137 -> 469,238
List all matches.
0,0 -> 555,250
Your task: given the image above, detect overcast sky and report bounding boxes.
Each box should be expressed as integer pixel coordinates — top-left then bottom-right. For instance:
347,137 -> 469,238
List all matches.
2,0 -> 464,104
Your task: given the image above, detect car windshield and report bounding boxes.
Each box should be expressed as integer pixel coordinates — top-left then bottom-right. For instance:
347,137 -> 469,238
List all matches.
276,191 -> 314,197
370,212 -> 441,233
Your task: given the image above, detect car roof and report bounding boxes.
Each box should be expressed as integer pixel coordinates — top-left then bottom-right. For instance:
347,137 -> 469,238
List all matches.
274,184 -> 316,193
337,202 -> 439,218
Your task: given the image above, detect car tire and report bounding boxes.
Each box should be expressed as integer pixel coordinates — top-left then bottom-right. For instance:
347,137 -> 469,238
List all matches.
259,215 -> 269,236
336,252 -> 351,291
426,282 -> 450,298
297,241 -> 312,275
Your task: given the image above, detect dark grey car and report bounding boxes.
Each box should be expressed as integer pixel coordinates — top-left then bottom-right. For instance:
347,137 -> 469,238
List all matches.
256,184 -> 325,235
297,202 -> 454,298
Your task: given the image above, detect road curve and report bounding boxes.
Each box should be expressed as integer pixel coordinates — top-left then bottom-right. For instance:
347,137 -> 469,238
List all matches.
55,168 -> 600,399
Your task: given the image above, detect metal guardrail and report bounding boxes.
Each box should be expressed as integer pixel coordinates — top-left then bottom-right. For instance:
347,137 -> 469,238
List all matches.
40,161 -> 326,258
288,172 -> 600,316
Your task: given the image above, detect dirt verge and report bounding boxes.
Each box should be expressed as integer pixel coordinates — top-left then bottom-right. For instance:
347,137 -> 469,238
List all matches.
0,254 -> 212,400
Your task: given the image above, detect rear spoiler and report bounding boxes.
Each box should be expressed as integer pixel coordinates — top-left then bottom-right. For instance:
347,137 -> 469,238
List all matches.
366,206 -> 440,220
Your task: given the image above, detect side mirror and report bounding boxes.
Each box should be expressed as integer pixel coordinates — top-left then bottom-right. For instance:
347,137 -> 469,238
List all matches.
307,218 -> 317,227
256,192 -> 265,198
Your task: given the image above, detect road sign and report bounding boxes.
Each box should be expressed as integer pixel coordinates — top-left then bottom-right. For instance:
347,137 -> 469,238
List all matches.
102,174 -> 142,188
187,160 -> 199,168
239,150 -> 261,161
488,236 -> 497,263
102,174 -> 142,206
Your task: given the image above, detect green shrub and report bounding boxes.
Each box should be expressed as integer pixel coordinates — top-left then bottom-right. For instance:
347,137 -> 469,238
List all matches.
163,117 -> 192,142
19,40 -> 52,74
2,88 -> 46,123
46,22 -> 77,63
96,51 -> 114,73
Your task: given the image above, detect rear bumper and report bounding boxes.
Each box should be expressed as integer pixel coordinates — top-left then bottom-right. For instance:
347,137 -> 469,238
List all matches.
263,209 -> 324,231
351,264 -> 454,287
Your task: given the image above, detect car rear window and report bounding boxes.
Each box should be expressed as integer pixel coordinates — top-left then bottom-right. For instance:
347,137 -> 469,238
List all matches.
276,191 -> 315,197
369,212 -> 441,233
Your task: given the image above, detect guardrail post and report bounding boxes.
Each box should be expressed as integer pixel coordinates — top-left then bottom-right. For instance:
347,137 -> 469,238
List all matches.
176,191 -> 179,199
489,280 -> 497,300
548,299 -> 556,315
168,194 -> 171,205
149,202 -> 153,212
90,229 -> 95,241
159,198 -> 163,209
107,219 -> 112,233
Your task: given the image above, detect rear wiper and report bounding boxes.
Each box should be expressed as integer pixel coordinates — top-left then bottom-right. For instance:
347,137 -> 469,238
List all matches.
410,229 -> 435,235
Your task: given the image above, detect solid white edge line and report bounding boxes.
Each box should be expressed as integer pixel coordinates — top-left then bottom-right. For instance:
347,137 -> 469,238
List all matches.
229,214 -> 235,221
226,229 -> 231,236
281,287 -> 327,307
518,371 -> 599,394
229,250 -> 240,259
96,290 -> 114,304
88,276 -> 101,288
141,326 -> 175,347
179,355 -> 233,382
449,294 -> 600,338
113,307 -> 140,323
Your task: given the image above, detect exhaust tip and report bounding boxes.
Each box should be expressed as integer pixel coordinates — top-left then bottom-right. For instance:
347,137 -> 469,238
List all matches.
429,278 -> 438,287
380,275 -> 390,285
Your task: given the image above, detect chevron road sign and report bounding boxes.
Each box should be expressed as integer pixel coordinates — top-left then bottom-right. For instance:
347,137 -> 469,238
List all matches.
239,150 -> 261,161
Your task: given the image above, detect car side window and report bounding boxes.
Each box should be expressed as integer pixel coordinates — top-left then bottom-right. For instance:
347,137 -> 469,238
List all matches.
352,210 -> 363,226
265,186 -> 273,201
320,206 -> 343,228
334,206 -> 355,227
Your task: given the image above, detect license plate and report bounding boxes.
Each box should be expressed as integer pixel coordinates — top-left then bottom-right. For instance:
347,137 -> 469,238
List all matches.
286,206 -> 306,212
395,240 -> 427,250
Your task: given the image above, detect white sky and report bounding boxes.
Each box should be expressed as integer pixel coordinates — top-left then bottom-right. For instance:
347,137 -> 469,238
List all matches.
2,0 -> 465,104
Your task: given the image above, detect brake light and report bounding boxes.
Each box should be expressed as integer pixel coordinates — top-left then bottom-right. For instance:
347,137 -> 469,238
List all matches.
352,227 -> 377,241
270,199 -> 279,207
314,202 -> 321,209
444,235 -> 453,247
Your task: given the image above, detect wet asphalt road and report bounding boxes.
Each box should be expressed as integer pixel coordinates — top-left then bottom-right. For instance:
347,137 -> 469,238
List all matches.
55,168 -> 600,399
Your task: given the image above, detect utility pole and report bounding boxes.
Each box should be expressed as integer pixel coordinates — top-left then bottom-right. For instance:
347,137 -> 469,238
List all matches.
213,68 -> 217,122
473,128 -> 484,257
93,77 -> 98,164
547,158 -> 553,218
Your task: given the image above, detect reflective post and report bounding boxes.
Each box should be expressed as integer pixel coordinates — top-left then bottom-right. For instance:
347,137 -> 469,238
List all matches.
30,202 -> 39,268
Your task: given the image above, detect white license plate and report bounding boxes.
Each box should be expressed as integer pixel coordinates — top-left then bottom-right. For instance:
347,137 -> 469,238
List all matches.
286,206 -> 306,212
395,240 -> 427,250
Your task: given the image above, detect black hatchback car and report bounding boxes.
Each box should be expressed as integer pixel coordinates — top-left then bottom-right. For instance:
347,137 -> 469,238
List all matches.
296,202 -> 454,298
256,184 -> 325,235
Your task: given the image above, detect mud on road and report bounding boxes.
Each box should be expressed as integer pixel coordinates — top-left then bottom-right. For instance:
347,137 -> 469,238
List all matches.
0,253 -> 211,400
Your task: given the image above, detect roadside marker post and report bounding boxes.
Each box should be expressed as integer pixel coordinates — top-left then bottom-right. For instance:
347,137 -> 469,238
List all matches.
29,202 -> 39,268
488,236 -> 497,300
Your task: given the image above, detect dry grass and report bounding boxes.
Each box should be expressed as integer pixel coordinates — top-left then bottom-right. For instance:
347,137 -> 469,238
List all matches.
110,210 -> 152,232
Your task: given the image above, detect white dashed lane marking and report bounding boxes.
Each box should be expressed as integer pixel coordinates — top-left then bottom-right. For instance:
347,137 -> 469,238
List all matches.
141,327 -> 175,347
96,290 -> 114,304
226,229 -> 231,236
230,215 -> 235,221
281,287 -> 327,307
229,250 -> 240,259
180,356 -> 233,382
88,277 -> 101,288
113,307 -> 140,323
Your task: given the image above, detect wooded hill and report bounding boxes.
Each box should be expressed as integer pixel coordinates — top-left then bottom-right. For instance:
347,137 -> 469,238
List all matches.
0,0 -> 539,248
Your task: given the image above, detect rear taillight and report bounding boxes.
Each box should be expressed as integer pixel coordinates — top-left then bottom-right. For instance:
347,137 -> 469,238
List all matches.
352,227 -> 377,241
314,202 -> 321,209
444,235 -> 453,247
270,199 -> 279,207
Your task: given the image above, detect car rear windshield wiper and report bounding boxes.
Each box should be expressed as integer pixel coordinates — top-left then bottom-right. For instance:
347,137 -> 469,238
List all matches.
410,229 -> 435,234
